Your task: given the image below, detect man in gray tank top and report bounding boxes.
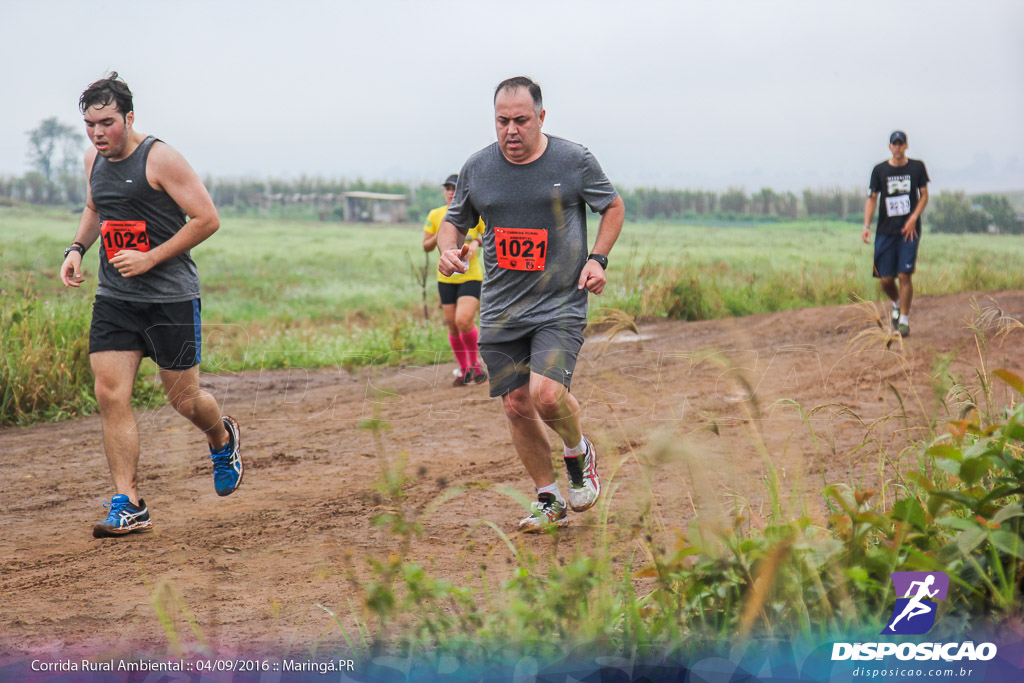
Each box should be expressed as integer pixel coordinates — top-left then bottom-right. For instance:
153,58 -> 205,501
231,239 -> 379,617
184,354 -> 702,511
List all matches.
439,76 -> 625,532
58,72 -> 244,538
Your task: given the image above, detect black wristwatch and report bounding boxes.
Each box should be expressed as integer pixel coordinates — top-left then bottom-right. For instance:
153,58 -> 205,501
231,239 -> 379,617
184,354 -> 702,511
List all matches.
63,242 -> 86,259
587,253 -> 608,269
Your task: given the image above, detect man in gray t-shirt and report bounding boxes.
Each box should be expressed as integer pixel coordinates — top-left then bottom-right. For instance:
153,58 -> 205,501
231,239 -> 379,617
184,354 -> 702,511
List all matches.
439,76 -> 625,533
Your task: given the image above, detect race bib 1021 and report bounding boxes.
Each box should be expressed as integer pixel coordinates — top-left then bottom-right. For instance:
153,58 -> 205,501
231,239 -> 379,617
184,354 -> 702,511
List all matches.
100,221 -> 150,259
494,227 -> 547,271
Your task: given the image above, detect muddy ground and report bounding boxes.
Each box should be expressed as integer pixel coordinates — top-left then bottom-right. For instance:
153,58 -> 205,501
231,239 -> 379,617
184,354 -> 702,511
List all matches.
2,291 -> 1022,662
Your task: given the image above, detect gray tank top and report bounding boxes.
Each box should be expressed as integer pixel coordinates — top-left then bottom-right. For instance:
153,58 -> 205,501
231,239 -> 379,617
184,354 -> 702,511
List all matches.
91,136 -> 200,302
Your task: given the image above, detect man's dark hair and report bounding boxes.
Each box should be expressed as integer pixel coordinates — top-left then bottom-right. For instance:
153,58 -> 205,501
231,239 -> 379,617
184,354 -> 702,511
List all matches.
79,72 -> 134,118
494,76 -> 542,115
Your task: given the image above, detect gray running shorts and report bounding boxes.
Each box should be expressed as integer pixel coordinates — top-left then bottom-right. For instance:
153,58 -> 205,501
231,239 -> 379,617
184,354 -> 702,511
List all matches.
478,321 -> 586,398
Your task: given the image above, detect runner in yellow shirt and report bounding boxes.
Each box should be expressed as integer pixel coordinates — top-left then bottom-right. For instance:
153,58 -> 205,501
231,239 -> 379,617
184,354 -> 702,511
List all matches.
423,174 -> 487,386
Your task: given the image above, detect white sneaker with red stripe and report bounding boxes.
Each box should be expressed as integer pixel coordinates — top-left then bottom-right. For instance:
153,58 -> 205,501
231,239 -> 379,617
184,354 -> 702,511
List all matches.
565,437 -> 600,512
518,493 -> 569,532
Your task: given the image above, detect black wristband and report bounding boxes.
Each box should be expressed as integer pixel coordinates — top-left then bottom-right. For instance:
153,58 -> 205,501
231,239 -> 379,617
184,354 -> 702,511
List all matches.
64,243 -> 86,259
587,253 -> 608,269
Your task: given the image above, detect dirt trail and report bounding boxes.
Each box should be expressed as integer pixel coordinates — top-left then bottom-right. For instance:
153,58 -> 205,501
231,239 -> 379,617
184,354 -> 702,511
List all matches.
2,291 -> 1022,660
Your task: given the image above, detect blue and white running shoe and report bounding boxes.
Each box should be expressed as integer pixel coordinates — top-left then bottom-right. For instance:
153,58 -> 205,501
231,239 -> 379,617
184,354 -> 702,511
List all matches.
211,415 -> 244,496
93,494 -> 153,538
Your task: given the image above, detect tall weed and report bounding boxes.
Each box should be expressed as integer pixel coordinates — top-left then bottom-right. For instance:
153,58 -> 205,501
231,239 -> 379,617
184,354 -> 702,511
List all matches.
318,308 -> 1024,662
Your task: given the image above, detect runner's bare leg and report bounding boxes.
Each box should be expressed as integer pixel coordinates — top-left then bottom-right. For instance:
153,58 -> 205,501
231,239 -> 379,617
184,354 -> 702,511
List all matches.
503,382 -> 556,487
898,273 -> 913,317
159,365 -> 229,449
91,350 -> 144,505
880,276 -> 899,304
530,372 -> 583,448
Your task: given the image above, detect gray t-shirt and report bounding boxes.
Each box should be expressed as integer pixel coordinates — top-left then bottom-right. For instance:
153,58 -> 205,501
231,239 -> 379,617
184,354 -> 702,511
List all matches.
91,136 -> 201,302
445,135 -> 618,334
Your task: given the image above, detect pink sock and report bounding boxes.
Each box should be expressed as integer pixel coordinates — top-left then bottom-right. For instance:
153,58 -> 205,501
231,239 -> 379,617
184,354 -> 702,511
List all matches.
449,333 -> 468,371
461,327 -> 479,367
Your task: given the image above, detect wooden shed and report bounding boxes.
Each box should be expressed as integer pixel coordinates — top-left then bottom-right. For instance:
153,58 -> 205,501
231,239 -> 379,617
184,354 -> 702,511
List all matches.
341,191 -> 408,223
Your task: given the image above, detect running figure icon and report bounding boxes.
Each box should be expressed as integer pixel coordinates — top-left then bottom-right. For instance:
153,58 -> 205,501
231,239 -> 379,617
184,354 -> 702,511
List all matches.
888,574 -> 939,631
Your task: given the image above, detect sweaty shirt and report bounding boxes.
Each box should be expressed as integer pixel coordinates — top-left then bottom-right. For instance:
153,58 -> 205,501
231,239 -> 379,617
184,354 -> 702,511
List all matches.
869,158 -> 930,236
91,136 -> 201,302
445,135 -> 618,331
424,205 -> 484,283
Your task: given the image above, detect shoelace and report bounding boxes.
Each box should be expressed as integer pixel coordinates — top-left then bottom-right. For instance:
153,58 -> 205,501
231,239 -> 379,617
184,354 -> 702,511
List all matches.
210,451 -> 235,475
532,499 -> 562,517
103,498 -> 131,520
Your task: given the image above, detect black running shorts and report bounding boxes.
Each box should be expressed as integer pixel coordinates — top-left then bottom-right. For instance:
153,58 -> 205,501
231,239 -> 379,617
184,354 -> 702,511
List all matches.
438,280 -> 482,305
479,321 -> 585,398
89,296 -> 202,371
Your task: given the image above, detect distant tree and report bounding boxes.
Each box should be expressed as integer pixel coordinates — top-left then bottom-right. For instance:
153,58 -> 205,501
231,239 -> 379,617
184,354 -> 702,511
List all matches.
408,182 -> 445,219
777,191 -> 799,219
971,194 -> 1018,233
803,187 -> 846,217
846,191 -> 865,218
26,118 -> 84,182
755,187 -> 776,215
930,191 -> 990,233
19,172 -> 53,204
719,187 -> 749,214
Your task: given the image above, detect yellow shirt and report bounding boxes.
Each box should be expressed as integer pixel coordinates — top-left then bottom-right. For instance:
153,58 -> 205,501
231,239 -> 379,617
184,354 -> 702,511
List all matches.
424,205 -> 485,284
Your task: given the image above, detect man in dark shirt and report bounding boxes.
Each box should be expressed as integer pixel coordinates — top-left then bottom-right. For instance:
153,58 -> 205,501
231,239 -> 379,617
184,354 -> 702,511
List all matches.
862,130 -> 930,337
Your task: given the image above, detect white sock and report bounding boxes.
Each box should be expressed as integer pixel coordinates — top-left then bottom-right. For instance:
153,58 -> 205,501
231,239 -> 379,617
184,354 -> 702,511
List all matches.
537,482 -> 564,504
899,314 -> 909,325
564,436 -> 587,458
892,300 -> 900,311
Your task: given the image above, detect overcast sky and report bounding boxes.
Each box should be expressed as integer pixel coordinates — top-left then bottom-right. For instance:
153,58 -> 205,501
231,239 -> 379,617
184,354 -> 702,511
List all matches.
3,0 -> 1022,193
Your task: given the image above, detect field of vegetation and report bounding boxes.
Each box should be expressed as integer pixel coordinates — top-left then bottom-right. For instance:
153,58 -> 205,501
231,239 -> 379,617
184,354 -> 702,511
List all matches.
3,203 -> 1024,426
2,202 -> 1024,673
343,373 -> 1024,664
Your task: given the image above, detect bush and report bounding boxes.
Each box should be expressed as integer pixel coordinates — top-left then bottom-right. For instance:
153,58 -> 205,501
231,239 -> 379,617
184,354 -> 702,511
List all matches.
931,191 -> 997,234
0,295 -> 162,425
972,194 -> 1020,233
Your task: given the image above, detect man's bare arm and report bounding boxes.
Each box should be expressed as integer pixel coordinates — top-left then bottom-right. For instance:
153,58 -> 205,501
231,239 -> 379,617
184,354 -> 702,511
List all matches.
862,193 -> 878,244
108,142 -> 220,277
578,195 -> 625,294
60,148 -> 101,287
591,195 -> 625,256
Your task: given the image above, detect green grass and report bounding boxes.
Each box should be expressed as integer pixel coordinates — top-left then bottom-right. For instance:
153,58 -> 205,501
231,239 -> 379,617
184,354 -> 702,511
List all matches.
3,205 -> 1024,425
0,207 -> 454,424
602,220 -> 1024,319
318,356 -> 1024,662
5,204 -> 1023,661
134,306 -> 1024,663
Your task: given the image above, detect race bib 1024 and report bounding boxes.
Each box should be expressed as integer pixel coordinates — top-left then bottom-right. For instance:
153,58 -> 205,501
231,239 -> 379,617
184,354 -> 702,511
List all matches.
100,221 -> 150,259
885,195 -> 911,217
494,226 -> 547,271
